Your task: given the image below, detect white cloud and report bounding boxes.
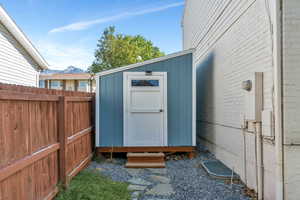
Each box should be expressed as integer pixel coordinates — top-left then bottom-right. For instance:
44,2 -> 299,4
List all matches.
36,40 -> 94,70
49,1 -> 184,33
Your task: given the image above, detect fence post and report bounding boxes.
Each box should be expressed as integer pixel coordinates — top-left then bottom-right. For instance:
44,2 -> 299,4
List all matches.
58,96 -> 68,187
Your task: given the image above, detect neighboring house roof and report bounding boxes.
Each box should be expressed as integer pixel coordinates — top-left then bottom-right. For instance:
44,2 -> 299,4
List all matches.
42,66 -> 85,74
0,5 -> 48,69
40,73 -> 92,80
40,66 -> 92,80
96,48 -> 195,77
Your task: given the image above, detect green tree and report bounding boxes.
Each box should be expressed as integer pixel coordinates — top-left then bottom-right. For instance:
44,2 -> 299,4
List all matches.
88,26 -> 165,73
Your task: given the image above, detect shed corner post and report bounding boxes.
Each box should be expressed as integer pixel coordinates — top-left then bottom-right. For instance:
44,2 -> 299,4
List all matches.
95,76 -> 100,148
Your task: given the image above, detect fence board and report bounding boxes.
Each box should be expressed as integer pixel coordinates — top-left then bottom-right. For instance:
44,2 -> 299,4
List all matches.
0,143 -> 59,182
0,91 -> 60,101
67,127 -> 93,145
0,83 -> 91,97
0,83 -> 95,200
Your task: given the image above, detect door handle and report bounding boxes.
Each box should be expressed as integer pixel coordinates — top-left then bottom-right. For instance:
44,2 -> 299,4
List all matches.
159,109 -> 163,112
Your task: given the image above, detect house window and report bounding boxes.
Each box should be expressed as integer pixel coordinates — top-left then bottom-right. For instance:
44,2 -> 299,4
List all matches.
131,80 -> 159,87
50,80 -> 62,89
39,80 -> 45,88
78,80 -> 89,92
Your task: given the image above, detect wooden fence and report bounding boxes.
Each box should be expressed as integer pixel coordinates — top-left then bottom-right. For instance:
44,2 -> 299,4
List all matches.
0,83 -> 95,200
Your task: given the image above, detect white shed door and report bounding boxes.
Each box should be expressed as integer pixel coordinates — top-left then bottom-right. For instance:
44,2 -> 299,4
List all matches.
124,72 -> 167,146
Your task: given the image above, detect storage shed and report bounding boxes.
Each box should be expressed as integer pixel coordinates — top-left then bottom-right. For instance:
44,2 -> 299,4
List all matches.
95,49 -> 196,155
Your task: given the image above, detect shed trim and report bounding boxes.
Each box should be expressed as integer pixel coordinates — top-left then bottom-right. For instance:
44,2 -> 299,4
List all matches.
192,53 -> 196,146
95,76 -> 100,147
0,5 -> 49,69
96,48 -> 195,77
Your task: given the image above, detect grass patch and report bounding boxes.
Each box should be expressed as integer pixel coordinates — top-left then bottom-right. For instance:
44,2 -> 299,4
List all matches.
55,170 -> 130,200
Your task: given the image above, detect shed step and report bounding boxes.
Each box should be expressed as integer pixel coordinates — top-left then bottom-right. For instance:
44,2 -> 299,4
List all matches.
127,152 -> 165,163
126,152 -> 165,168
127,152 -> 165,157
125,162 -> 166,168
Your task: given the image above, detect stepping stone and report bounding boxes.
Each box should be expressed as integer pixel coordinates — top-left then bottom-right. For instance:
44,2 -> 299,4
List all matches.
145,184 -> 175,196
131,191 -> 140,198
201,160 -> 239,180
146,199 -> 170,200
149,175 -> 170,184
128,178 -> 152,186
128,184 -> 147,191
148,168 -> 167,175
126,168 -> 143,176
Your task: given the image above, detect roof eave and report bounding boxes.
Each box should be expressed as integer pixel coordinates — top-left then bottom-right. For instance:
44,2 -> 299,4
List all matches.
96,48 -> 195,77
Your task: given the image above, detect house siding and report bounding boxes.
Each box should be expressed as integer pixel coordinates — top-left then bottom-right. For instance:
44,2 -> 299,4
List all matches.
183,0 -> 277,199
282,0 -> 300,199
0,22 -> 39,87
65,80 -> 75,91
97,53 -> 193,147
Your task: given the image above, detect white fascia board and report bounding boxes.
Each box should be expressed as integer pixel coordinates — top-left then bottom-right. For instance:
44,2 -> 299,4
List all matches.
96,48 -> 195,77
181,0 -> 187,28
0,5 -> 49,70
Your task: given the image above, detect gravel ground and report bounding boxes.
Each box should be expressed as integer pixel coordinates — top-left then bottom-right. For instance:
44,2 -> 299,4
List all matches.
88,147 -> 251,200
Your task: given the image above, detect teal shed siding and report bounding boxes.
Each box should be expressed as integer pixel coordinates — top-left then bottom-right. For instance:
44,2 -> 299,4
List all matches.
98,53 -> 193,147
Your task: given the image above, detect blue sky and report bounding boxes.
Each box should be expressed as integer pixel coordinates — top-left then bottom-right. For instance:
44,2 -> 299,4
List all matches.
1,0 -> 184,70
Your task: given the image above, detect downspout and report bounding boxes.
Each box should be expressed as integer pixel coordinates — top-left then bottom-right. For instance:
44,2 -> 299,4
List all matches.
274,0 -> 284,199
242,124 -> 248,186
37,70 -> 40,87
255,122 -> 263,200
243,73 -> 264,199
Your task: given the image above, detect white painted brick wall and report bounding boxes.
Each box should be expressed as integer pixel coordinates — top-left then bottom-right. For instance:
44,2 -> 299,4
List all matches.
183,0 -> 276,199
283,0 -> 300,199
184,0 -> 274,126
283,0 -> 300,144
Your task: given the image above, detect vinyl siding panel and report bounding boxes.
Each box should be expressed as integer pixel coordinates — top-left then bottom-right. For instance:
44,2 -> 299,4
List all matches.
99,73 -> 124,146
282,0 -> 300,144
98,53 -> 193,147
282,0 -> 300,199
0,22 -> 39,87
183,0 -> 276,199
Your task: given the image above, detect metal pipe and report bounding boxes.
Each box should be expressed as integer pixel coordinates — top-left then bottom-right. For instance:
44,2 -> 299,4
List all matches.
255,122 -> 264,200
243,126 -> 248,186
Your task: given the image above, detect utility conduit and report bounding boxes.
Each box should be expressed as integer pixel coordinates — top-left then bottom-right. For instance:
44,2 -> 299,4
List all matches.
255,122 -> 264,200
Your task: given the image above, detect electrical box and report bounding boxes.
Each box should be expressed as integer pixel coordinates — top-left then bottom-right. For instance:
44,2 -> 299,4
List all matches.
246,120 -> 257,132
243,72 -> 263,128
